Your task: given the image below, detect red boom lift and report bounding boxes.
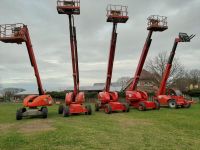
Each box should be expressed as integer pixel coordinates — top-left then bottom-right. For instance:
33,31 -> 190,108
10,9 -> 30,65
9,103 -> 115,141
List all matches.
95,4 -> 130,114
125,15 -> 168,111
57,0 -> 92,117
155,33 -> 195,108
0,23 -> 53,120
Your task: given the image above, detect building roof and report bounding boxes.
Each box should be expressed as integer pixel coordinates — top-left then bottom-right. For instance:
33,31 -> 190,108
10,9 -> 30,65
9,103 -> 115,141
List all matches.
65,85 -> 122,92
122,69 -> 154,91
93,82 -> 121,87
14,91 -> 39,96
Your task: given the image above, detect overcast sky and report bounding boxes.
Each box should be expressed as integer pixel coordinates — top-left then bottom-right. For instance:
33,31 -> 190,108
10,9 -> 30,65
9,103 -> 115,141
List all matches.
0,0 -> 199,91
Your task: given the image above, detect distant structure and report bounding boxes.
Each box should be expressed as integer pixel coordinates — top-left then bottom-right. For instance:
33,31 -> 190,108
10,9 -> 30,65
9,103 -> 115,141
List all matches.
123,69 -> 158,93
189,84 -> 200,90
64,70 -> 156,93
65,82 -> 122,93
14,91 -> 39,101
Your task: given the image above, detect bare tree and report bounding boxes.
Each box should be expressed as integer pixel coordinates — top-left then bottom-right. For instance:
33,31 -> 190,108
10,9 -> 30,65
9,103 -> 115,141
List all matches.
182,69 -> 200,90
188,69 -> 200,85
145,51 -> 185,87
2,88 -> 25,101
172,76 -> 190,91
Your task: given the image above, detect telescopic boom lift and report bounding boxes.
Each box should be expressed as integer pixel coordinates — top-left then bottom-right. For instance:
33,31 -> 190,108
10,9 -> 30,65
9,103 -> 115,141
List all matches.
125,15 -> 168,111
155,33 -> 195,108
95,4 -> 130,114
0,23 -> 53,120
57,0 -> 92,117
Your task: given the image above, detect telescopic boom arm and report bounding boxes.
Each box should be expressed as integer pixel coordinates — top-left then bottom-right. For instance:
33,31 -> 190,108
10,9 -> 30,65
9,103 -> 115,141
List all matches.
157,33 -> 195,95
23,26 -> 45,95
128,30 -> 153,91
105,23 -> 118,92
68,15 -> 79,96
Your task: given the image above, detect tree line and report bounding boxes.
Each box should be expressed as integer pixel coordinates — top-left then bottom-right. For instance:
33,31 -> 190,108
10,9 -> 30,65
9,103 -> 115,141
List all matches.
0,51 -> 199,101
145,51 -> 200,93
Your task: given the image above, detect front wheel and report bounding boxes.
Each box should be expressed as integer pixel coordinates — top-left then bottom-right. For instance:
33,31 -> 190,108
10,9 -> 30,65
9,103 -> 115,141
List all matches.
168,100 -> 177,109
63,105 -> 70,117
58,104 -> 64,114
41,107 -> 48,118
104,104 -> 112,114
138,102 -> 146,111
123,103 -> 130,112
16,108 -> 23,120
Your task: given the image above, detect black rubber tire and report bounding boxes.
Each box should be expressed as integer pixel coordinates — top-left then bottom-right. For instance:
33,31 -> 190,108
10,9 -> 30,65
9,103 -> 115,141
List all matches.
168,100 -> 177,109
58,104 -> 64,114
16,108 -> 23,120
104,104 -> 112,114
85,104 -> 92,115
138,102 -> 146,111
154,100 -> 160,110
95,102 -> 100,111
183,102 -> 191,108
123,103 -> 130,112
22,107 -> 27,113
41,107 -> 48,118
63,105 -> 70,117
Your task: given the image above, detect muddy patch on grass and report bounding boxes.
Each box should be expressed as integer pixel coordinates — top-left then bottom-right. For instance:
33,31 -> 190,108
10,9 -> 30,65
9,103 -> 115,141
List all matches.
18,120 -> 56,134
0,123 -> 15,133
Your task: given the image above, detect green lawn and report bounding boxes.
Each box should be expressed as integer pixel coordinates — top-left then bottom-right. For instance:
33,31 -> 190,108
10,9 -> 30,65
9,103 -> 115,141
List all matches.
0,103 -> 200,150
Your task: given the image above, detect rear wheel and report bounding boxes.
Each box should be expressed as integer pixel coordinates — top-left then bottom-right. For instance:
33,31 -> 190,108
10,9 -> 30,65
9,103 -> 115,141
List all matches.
63,105 -> 70,117
58,104 -> 64,114
41,107 -> 48,118
16,108 -> 23,120
123,103 -> 130,112
95,101 -> 101,111
168,100 -> 177,108
138,102 -> 146,111
85,104 -> 92,115
154,100 -> 160,110
183,102 -> 191,108
104,104 -> 112,114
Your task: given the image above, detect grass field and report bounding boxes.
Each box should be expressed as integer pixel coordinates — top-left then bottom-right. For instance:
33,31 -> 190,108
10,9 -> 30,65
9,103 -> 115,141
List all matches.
0,103 -> 200,150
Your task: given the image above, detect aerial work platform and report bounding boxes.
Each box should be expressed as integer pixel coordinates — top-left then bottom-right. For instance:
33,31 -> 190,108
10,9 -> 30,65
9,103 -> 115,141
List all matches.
57,0 -> 80,15
147,15 -> 168,31
106,4 -> 129,23
0,24 -> 26,44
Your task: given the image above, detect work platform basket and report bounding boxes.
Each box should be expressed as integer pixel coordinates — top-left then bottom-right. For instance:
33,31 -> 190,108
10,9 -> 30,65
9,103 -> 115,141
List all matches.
106,4 -> 129,23
57,0 -> 80,15
0,23 -> 26,44
147,15 -> 168,31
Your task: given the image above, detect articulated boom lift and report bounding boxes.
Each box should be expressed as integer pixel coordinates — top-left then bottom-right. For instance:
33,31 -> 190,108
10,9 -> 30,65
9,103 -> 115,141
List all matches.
0,23 -> 53,120
156,33 -> 195,108
95,4 -> 129,114
126,15 -> 168,111
57,0 -> 92,117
